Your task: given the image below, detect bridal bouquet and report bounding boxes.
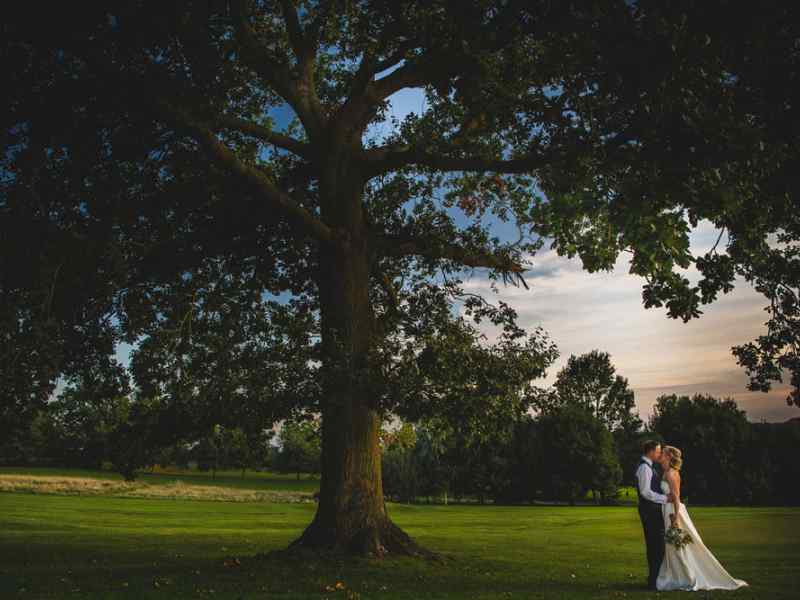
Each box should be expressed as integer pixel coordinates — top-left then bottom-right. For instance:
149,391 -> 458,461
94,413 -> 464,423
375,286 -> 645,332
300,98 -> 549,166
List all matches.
665,525 -> 694,550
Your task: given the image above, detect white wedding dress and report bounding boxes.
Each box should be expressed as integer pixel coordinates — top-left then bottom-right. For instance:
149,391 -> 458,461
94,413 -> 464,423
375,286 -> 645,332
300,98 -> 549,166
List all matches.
656,479 -> 748,591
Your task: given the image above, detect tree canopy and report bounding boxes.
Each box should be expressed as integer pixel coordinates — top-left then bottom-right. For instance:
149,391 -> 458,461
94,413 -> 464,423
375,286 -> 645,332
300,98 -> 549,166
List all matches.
536,350 -> 641,430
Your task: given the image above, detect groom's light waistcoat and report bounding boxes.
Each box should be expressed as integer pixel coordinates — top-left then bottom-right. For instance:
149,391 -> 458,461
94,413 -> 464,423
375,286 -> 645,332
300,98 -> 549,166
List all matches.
636,458 -> 662,508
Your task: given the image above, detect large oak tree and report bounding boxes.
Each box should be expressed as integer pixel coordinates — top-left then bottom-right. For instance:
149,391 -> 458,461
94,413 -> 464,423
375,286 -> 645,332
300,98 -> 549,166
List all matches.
2,0 -> 798,556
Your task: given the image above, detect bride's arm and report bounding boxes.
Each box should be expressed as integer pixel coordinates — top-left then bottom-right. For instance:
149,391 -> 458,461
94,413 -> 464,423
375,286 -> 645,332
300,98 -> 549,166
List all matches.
667,471 -> 681,526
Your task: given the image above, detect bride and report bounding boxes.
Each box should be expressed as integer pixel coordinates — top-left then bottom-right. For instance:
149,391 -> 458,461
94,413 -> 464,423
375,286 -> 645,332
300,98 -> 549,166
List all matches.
656,445 -> 749,591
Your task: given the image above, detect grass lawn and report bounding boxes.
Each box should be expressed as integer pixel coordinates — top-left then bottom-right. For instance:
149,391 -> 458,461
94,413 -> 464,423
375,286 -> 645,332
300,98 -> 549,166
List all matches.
0,489 -> 796,599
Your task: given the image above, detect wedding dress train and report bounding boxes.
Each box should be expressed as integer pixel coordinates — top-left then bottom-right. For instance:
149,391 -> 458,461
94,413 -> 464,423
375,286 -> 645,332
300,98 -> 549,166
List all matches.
656,479 -> 748,591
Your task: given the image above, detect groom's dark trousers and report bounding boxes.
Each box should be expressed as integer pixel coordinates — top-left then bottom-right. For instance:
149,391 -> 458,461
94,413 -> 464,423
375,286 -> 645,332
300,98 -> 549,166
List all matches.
638,500 -> 665,588
636,459 -> 665,589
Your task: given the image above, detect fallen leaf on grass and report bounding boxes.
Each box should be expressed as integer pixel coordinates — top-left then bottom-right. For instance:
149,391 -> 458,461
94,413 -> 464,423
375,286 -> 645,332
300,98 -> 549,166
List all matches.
323,581 -> 347,592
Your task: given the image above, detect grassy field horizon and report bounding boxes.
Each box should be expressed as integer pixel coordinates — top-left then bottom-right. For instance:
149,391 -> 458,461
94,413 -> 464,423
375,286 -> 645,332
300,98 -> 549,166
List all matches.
0,465 -> 321,492
1,467 -> 797,599
0,466 -> 645,506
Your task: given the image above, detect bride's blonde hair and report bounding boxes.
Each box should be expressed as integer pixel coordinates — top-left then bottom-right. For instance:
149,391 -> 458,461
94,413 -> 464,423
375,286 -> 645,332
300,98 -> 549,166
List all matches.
663,445 -> 683,471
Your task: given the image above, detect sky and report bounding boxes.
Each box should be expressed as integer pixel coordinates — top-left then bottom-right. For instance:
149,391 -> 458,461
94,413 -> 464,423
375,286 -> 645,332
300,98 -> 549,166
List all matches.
457,221 -> 796,424
106,84 -> 797,425
372,87 -> 797,424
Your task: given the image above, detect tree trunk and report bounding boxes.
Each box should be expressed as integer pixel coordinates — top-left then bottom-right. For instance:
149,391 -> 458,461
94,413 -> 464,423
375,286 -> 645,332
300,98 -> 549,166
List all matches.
287,175 -> 432,559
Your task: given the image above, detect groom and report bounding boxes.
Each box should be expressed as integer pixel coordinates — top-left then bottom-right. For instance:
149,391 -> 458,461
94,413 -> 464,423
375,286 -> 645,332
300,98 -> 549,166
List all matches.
636,440 -> 675,590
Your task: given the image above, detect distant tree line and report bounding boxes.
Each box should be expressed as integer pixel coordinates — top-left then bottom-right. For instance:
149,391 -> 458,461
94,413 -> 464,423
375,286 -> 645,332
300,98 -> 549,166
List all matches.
3,350 -> 796,506
648,393 -> 799,506
382,390 -> 799,507
270,418 -> 321,480
0,382 -> 323,482
381,409 -> 628,506
382,350 -> 639,505
0,389 -> 275,480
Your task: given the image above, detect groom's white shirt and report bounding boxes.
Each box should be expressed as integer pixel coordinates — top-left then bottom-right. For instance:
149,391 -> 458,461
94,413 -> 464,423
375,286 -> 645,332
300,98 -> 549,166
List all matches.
636,455 -> 668,504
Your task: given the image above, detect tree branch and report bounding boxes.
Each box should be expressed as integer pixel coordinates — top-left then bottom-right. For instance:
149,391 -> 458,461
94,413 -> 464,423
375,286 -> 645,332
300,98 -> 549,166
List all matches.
368,55 -> 434,99
362,1 -> 525,103
333,43 -> 462,135
367,47 -> 467,108
359,144 -> 552,177
70,16 -> 331,242
278,0 -> 327,131
279,0 -> 308,61
351,35 -> 415,100
336,3 -> 530,141
216,115 -> 312,158
372,41 -> 415,76
230,0 -> 325,139
304,0 -> 334,52
229,1 -> 293,98
374,233 -> 529,289
157,100 -> 335,243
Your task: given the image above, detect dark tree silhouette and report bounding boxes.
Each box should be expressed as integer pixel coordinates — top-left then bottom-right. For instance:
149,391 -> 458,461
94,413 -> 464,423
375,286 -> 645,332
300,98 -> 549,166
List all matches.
649,393 -> 752,503
274,417 -> 322,480
534,406 -> 622,505
539,350 -> 641,432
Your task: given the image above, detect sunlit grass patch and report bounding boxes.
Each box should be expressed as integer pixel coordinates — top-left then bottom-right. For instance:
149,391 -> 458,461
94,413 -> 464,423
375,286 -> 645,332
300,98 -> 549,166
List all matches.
0,473 -> 314,503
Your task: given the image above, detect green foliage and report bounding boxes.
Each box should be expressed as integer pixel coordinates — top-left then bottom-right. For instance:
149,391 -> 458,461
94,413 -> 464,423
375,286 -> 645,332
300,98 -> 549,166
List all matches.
273,418 -> 321,479
0,383 -> 132,470
381,406 -> 625,506
192,424 -> 272,476
533,351 -> 643,487
370,277 -> 559,438
548,351 -> 641,433
649,393 -> 750,503
0,407 -> 59,466
411,426 -> 458,501
488,416 -> 541,503
194,436 -> 217,473
49,392 -> 132,470
648,393 -> 800,506
533,406 -> 622,505
747,419 -> 800,505
381,423 -> 421,503
2,0 -> 798,445
127,260 -> 319,442
159,443 -> 193,470
732,240 -> 800,408
107,396 -> 166,481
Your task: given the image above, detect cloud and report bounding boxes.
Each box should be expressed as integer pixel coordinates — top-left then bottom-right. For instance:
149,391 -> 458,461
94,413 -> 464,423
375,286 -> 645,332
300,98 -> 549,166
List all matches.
459,220 -> 796,423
